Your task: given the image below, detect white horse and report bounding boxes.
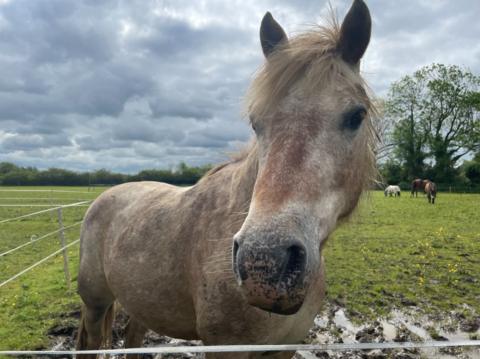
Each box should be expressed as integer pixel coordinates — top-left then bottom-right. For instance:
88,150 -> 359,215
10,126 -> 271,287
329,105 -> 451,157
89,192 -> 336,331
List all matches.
384,185 -> 401,197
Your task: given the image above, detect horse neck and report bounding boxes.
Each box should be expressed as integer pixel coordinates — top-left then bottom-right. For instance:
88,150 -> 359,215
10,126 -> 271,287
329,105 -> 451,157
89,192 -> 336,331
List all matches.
192,142 -> 259,216
226,143 -> 259,213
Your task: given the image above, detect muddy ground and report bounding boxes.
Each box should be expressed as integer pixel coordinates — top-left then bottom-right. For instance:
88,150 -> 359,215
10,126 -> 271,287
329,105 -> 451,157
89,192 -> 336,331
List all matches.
47,304 -> 480,359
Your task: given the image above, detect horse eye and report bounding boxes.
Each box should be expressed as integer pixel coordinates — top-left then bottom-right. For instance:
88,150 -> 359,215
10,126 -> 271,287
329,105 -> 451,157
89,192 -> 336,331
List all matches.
250,115 -> 258,132
251,120 -> 262,134
343,107 -> 366,131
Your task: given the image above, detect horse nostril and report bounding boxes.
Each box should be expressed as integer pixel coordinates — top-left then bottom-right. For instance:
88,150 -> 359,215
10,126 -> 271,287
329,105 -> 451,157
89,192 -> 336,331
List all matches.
233,240 -> 239,265
233,239 -> 248,282
284,244 -> 306,277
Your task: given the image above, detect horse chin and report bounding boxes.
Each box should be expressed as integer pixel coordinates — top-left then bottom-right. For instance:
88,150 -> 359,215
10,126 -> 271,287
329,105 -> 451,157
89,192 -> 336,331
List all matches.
244,288 -> 307,315
252,300 -> 304,315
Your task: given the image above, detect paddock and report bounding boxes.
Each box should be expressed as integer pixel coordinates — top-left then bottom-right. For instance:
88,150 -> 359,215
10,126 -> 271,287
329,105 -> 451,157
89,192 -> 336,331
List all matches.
0,187 -> 479,358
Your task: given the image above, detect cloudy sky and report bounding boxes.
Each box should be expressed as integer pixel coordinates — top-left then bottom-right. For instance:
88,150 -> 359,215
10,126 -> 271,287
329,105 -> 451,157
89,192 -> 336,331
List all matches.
0,0 -> 478,173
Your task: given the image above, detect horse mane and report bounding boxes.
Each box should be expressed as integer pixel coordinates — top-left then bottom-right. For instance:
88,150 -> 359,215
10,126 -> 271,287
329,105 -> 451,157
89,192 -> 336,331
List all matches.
203,141 -> 257,178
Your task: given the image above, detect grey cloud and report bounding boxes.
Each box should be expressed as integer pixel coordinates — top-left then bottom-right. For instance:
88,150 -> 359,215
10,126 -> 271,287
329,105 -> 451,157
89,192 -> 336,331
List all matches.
113,120 -> 186,143
60,62 -> 156,117
0,1 -> 116,64
0,0 -> 477,172
0,133 -> 72,151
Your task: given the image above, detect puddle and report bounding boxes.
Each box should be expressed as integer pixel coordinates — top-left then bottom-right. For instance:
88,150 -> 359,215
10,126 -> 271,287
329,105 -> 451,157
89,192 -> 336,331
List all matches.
380,309 -> 429,340
379,309 -> 480,359
313,314 -> 328,329
333,309 -> 358,332
382,321 -> 396,341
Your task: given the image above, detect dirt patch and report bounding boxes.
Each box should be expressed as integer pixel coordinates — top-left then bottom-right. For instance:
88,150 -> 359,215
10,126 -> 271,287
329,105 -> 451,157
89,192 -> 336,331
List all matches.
48,304 -> 480,359
48,308 -> 203,359
304,304 -> 480,359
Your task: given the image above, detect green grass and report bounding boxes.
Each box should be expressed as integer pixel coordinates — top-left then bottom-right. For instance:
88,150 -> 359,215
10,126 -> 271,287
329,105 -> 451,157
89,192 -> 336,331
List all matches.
324,191 -> 480,322
0,186 -> 104,350
0,188 -> 479,350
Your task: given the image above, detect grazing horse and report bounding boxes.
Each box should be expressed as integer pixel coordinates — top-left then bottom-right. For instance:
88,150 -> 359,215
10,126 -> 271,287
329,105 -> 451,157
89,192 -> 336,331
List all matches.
411,178 -> 430,197
384,185 -> 401,197
425,181 -> 437,204
76,1 -> 375,358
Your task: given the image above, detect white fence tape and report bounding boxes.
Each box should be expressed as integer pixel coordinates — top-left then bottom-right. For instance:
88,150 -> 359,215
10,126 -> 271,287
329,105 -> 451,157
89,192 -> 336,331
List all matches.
0,204 -> 91,207
0,190 -> 97,193
0,239 -> 80,288
0,221 -> 83,257
1,341 -> 480,356
0,201 -> 90,225
0,197 -> 92,201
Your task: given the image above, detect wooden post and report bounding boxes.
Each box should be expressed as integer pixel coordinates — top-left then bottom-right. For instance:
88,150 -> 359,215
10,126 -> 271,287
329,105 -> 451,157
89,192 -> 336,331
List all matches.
57,207 -> 71,290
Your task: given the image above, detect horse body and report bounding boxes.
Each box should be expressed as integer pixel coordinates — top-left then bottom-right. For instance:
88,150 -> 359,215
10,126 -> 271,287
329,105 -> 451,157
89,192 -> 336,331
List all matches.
425,181 -> 437,204
81,182 -> 197,339
410,178 -> 430,197
77,1 -> 375,358
78,155 -> 325,355
384,185 -> 400,197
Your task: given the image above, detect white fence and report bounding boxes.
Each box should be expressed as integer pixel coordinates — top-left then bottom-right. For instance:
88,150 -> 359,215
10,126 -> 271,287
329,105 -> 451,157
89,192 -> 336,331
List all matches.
0,191 -> 93,290
2,340 -> 480,357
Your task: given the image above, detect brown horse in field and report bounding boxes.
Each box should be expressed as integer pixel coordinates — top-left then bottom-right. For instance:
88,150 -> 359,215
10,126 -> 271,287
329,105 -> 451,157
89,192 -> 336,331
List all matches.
425,181 -> 437,204
76,1 -> 376,358
411,178 -> 430,197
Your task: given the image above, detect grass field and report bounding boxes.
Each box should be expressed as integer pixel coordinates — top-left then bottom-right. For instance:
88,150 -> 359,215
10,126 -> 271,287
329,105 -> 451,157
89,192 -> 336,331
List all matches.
0,186 -> 104,350
0,187 -> 479,351
325,191 -> 480,323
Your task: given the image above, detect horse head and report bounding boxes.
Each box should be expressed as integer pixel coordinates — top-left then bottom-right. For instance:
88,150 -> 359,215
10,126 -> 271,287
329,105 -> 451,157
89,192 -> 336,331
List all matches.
232,0 -> 375,315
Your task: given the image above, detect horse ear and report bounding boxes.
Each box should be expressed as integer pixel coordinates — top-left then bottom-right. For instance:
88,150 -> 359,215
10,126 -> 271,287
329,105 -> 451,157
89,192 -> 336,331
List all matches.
260,12 -> 288,58
337,0 -> 371,66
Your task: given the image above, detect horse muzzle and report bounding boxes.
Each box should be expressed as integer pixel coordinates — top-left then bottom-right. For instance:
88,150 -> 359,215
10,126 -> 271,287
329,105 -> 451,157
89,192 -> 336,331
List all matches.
232,235 -> 309,315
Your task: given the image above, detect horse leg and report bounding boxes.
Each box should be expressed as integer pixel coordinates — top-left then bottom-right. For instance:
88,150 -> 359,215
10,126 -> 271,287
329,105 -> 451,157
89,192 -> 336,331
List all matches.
124,317 -> 148,359
76,302 -> 115,359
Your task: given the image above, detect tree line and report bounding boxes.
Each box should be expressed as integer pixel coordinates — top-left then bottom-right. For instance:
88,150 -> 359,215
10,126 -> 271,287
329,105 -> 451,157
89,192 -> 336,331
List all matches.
0,162 -> 212,186
377,63 -> 480,191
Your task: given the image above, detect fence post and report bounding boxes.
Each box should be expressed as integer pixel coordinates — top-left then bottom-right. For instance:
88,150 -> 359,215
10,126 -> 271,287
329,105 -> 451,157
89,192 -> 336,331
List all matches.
48,190 -> 55,222
57,207 -> 71,290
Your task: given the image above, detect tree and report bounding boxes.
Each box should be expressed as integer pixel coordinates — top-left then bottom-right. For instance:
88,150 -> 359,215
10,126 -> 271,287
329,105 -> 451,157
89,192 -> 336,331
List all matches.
0,162 -> 19,175
385,74 -> 429,180
464,162 -> 480,185
386,64 -> 480,183
462,152 -> 480,185
378,160 -> 403,186
371,99 -> 397,162
422,64 -> 480,182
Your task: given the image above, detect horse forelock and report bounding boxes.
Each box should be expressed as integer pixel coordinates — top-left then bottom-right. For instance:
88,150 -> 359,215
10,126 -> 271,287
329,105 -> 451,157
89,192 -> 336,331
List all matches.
245,12 -> 377,114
